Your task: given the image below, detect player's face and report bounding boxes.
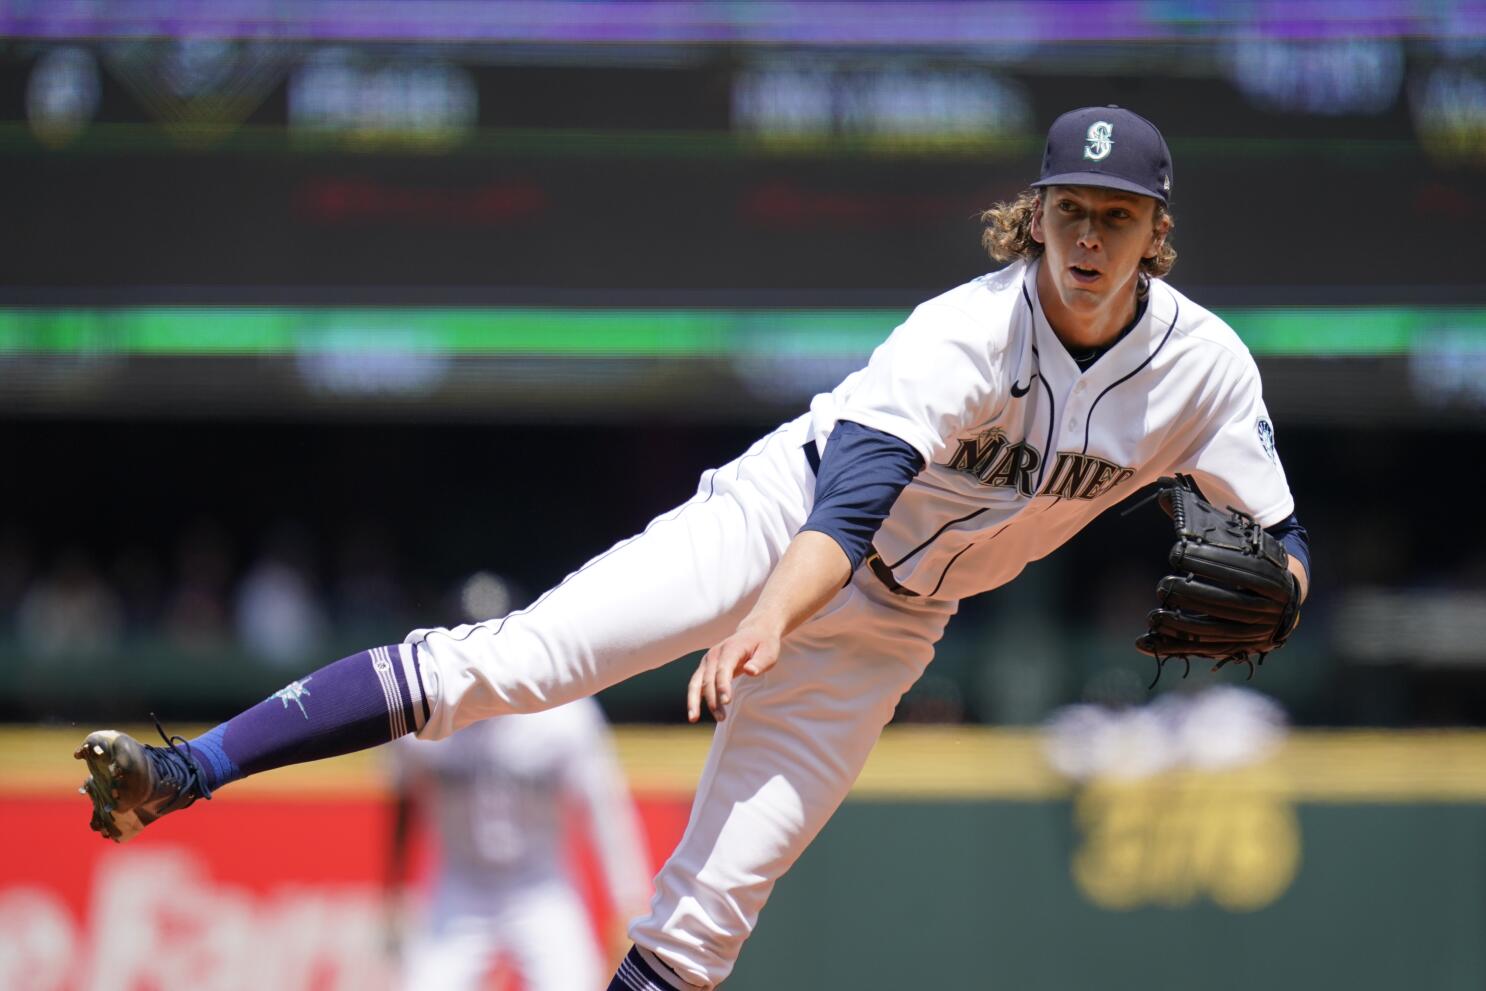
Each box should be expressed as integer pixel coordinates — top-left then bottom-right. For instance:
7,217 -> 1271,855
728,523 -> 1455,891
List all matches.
1030,185 -> 1166,323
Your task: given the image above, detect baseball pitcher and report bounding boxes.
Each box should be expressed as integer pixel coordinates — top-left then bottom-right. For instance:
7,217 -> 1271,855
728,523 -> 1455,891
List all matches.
76,106 -> 1309,989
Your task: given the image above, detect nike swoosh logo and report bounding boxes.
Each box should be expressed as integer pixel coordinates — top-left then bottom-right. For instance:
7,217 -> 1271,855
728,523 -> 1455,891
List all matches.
1010,379 -> 1031,398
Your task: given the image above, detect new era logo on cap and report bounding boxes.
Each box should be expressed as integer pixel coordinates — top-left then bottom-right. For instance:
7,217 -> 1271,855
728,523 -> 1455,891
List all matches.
1032,106 -> 1173,204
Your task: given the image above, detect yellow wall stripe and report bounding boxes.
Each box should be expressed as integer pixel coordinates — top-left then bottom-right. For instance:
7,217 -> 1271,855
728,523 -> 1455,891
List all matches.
7,726 -> 1486,803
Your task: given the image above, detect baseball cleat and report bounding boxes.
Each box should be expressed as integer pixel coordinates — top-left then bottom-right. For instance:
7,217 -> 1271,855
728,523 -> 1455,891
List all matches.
74,723 -> 212,843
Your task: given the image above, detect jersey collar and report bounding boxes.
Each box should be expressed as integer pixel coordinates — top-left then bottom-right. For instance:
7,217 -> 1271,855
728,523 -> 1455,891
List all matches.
1023,258 -> 1164,388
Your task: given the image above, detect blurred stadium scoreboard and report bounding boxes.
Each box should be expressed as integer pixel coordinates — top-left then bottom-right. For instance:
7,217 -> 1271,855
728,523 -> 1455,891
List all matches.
3,6 -> 1484,296
3,1 -> 1485,425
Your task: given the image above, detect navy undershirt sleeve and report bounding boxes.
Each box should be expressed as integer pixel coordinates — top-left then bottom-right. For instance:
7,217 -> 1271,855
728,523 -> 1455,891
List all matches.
1265,514 -> 1311,584
801,420 -> 924,572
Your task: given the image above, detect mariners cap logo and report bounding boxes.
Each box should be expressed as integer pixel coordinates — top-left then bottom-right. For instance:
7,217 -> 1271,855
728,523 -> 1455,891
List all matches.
1084,120 -> 1114,161
1034,106 -> 1173,204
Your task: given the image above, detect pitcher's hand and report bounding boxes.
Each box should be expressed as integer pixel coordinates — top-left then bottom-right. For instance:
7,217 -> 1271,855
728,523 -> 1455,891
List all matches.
686,624 -> 781,723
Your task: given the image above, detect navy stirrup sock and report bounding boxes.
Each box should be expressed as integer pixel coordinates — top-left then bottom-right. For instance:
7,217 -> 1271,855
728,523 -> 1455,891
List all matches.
609,946 -> 694,991
186,645 -> 429,790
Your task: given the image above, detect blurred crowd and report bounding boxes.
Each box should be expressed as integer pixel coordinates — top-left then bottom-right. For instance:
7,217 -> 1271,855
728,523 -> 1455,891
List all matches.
0,520 -> 464,664
5,469 -> 1485,729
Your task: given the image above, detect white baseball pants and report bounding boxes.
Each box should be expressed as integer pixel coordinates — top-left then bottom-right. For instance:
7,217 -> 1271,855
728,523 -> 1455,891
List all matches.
400,877 -> 601,991
407,414 -> 957,988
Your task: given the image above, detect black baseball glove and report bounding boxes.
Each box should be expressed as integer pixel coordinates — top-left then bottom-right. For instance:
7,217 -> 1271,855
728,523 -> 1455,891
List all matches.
1135,475 -> 1301,686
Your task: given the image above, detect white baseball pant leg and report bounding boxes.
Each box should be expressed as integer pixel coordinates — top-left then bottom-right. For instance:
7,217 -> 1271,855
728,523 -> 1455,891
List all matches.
629,578 -> 955,987
408,417 -> 814,735
501,881 -> 607,991
401,879 -> 600,991
409,415 -> 956,986
399,886 -> 498,991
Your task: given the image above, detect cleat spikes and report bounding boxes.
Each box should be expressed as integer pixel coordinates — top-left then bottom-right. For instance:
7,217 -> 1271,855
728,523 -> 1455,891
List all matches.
71,726 -> 211,844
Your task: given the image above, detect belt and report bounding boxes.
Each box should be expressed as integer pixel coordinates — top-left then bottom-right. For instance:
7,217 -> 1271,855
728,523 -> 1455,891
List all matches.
864,548 -> 919,597
802,440 -> 919,598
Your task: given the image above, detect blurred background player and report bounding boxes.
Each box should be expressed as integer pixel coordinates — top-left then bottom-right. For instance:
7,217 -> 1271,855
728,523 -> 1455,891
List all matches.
387,698 -> 652,991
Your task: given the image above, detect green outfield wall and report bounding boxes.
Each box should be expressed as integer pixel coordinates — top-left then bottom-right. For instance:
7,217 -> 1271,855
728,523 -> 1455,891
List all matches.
733,794 -> 1485,990
641,728 -> 1486,989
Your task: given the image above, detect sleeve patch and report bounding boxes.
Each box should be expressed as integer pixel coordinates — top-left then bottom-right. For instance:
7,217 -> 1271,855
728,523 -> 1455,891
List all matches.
1256,417 -> 1278,464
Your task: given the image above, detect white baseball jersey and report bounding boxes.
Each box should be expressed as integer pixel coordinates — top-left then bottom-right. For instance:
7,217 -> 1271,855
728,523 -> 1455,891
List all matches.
405,255 -> 1297,987
808,257 -> 1293,599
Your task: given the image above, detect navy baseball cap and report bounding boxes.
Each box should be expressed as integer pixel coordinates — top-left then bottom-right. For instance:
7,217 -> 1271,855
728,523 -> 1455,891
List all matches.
1030,106 -> 1173,205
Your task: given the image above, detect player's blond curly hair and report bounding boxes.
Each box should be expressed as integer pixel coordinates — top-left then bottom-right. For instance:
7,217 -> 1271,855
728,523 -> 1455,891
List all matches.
981,188 -> 1177,278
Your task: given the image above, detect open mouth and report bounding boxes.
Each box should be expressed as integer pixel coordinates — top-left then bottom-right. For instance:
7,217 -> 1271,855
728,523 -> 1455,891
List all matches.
1069,265 -> 1101,283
